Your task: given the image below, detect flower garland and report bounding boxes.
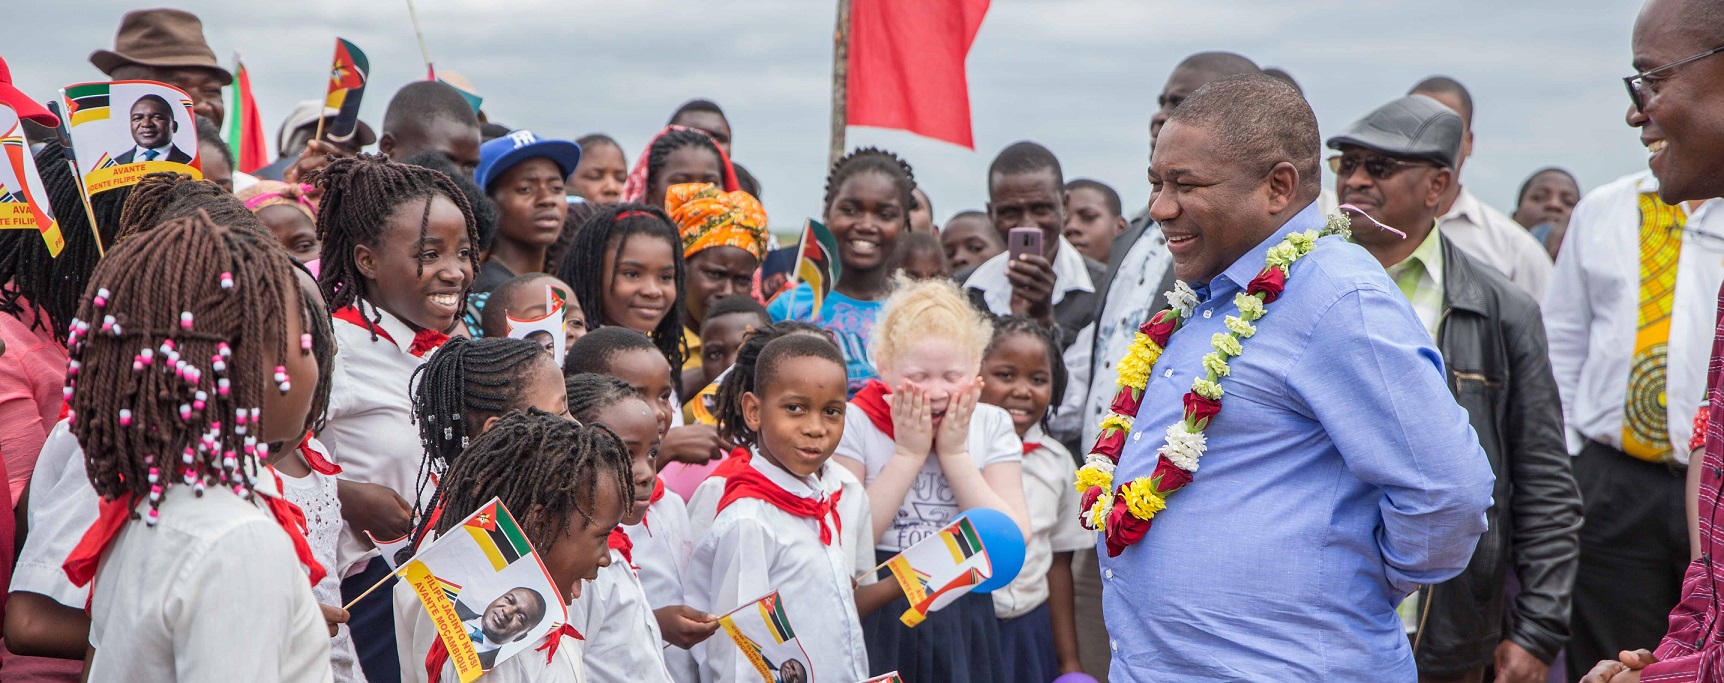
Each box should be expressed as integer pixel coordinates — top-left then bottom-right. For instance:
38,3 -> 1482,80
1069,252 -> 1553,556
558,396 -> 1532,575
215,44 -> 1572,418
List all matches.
1078,214 -> 1352,557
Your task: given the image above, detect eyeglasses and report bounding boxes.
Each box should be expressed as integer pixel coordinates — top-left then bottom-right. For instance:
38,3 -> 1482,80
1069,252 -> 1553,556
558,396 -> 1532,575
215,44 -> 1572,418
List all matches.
1623,44 -> 1724,111
1327,155 -> 1439,180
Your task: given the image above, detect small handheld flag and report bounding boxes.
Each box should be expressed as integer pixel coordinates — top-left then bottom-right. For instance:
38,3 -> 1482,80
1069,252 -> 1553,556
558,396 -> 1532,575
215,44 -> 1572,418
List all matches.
880,508 -> 1024,627
861,674 -> 906,682
504,285 -> 568,367
225,55 -> 269,173
59,80 -> 202,198
786,218 -> 841,322
0,104 -> 65,256
718,591 -> 813,683
321,38 -> 369,143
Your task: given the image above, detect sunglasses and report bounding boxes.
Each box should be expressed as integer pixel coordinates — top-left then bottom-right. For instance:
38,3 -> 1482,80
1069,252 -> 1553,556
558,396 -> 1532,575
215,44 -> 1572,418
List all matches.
1624,44 -> 1724,111
1327,155 -> 1439,180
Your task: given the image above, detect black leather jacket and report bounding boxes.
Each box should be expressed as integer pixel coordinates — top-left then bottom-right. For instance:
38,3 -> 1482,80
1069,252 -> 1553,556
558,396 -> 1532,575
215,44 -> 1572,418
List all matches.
1416,238 -> 1583,675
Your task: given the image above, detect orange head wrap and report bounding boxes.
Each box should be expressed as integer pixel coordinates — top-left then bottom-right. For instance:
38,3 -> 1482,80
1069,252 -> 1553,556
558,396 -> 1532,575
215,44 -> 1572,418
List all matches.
665,182 -> 768,260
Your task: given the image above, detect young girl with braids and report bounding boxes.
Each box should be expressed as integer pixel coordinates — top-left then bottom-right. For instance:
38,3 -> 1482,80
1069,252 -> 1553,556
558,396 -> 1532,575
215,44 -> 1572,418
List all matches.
976,316 -> 1088,683
767,147 -> 919,396
395,409 -> 633,683
621,126 -> 738,210
61,211 -> 333,680
563,373 -> 711,683
834,276 -> 1030,682
313,153 -> 478,683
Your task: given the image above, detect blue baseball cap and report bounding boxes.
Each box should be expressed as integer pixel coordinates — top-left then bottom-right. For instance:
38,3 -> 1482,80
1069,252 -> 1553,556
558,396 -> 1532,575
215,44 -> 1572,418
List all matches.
474,130 -> 582,193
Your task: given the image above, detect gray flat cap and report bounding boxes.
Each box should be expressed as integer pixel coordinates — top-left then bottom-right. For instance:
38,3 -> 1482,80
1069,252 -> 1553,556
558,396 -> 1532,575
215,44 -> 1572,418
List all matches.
1325,94 -> 1464,169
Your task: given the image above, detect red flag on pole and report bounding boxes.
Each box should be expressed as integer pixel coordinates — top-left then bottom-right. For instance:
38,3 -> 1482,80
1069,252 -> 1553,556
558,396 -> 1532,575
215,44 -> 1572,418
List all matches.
844,0 -> 989,150
225,57 -> 268,173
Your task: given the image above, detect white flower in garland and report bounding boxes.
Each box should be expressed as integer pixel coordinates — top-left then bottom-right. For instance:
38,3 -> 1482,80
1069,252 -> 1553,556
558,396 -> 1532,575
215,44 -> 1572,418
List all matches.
1158,422 -> 1206,471
1235,292 -> 1265,321
1224,315 -> 1256,338
1201,351 -> 1231,378
1192,377 -> 1224,400
1211,333 -> 1243,357
1166,281 -> 1199,317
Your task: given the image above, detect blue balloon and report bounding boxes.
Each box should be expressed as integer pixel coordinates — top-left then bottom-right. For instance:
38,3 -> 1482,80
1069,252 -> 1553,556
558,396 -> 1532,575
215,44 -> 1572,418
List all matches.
956,507 -> 1025,594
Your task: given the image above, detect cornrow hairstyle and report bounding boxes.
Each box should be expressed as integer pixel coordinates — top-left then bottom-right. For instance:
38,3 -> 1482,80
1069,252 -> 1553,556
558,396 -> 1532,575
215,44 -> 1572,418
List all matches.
312,153 -> 480,338
564,372 -> 644,424
562,326 -> 658,377
986,315 -> 1068,430
409,336 -> 554,516
415,408 -> 634,555
713,320 -> 828,447
554,204 -> 686,386
402,149 -> 499,253
754,333 -> 846,399
0,141 -> 137,340
68,209 -> 325,524
821,146 -> 917,227
644,128 -> 722,203
117,172 -> 268,242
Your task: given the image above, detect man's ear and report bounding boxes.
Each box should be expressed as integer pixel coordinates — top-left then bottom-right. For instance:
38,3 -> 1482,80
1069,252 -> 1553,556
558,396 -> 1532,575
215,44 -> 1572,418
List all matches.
1426,168 -> 1454,210
1262,161 -> 1300,214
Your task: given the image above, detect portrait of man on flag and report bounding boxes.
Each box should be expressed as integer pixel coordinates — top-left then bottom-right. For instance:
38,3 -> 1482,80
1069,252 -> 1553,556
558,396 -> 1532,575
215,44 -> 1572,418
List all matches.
60,80 -> 201,194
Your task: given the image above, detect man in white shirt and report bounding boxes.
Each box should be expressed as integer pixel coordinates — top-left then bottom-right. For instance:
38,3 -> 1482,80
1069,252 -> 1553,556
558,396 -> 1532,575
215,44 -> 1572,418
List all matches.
1543,168 -> 1723,676
1410,76 -> 1553,300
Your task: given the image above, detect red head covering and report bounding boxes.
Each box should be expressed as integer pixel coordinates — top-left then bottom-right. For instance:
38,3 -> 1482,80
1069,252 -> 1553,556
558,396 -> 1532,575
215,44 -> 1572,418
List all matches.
620,125 -> 740,206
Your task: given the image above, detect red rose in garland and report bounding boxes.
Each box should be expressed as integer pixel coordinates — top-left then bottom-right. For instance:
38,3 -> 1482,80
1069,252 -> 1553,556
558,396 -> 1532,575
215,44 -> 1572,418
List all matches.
1150,455 -> 1194,493
1105,493 -> 1151,557
1247,266 -> 1287,303
1090,427 -> 1126,461
1110,386 -> 1144,417
1140,309 -> 1179,346
1182,391 -> 1222,431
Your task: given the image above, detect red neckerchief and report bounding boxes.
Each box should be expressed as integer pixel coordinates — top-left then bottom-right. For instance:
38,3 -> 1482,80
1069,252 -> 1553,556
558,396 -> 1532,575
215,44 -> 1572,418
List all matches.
63,468 -> 327,603
716,455 -> 842,545
712,447 -> 753,479
850,379 -> 895,439
641,478 -> 666,532
608,526 -> 636,570
331,306 -> 449,357
1022,441 -> 1041,455
427,621 -> 585,682
299,431 -> 343,475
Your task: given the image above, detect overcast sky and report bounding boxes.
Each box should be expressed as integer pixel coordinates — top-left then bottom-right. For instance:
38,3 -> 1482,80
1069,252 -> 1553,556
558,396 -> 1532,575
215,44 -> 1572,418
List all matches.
13,0 -> 1652,232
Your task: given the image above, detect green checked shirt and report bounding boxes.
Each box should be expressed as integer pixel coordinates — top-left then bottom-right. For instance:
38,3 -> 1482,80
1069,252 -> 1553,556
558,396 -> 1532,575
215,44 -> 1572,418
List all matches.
1386,223 -> 1445,341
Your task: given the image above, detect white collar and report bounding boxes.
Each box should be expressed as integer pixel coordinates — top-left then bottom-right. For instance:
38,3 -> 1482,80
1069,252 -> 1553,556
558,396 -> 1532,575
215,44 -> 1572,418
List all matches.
343,299 -> 422,355
968,234 -> 1096,314
1440,186 -> 1484,225
749,449 -> 836,499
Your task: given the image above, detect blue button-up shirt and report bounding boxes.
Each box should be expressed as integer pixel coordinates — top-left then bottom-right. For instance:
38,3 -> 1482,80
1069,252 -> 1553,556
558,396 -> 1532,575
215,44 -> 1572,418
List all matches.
1099,203 -> 1494,682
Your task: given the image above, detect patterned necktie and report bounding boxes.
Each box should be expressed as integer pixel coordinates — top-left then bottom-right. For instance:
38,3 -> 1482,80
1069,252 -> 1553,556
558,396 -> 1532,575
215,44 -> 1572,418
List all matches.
141,149 -> 159,161
1622,192 -> 1686,462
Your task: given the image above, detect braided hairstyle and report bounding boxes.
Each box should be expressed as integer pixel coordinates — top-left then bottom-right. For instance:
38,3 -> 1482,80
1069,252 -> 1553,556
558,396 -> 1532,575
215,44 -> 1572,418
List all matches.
0,141 -> 133,339
714,321 -> 829,448
401,149 -> 499,253
985,315 -> 1067,429
821,147 -> 917,227
555,204 -> 686,386
417,408 -> 634,556
312,153 -> 480,336
117,172 -> 267,242
565,372 -> 644,424
409,336 -> 554,513
644,128 -> 722,206
68,210 -> 325,523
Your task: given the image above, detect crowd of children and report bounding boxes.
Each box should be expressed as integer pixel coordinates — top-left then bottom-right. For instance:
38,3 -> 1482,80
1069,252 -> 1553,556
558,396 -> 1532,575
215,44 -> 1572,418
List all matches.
0,71 -> 1114,682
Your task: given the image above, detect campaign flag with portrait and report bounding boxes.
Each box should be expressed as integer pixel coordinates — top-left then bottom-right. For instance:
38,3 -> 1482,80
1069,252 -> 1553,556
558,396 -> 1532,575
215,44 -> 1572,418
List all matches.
719,591 -> 813,683
505,285 -> 569,367
59,80 -> 201,196
402,498 -> 566,683
0,103 -> 64,256
884,516 -> 992,627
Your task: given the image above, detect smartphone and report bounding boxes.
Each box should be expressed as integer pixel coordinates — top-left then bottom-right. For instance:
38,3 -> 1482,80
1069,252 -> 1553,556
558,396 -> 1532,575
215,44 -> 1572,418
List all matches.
1007,227 -> 1043,262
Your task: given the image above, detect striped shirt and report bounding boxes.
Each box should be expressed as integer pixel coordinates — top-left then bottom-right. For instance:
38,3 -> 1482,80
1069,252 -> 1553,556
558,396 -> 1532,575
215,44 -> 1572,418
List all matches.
1385,223 -> 1445,340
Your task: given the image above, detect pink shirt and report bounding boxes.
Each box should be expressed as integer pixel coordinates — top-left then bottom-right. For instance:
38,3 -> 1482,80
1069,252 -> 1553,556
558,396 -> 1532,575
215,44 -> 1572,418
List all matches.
0,306 -> 67,503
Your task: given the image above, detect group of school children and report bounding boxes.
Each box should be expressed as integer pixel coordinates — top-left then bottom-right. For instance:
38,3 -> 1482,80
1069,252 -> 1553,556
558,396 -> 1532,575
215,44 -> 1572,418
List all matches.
0,105 -> 1091,683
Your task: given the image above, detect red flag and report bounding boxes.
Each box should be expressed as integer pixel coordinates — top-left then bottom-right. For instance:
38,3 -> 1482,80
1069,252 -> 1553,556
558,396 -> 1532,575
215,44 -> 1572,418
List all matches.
226,58 -> 269,173
845,0 -> 990,149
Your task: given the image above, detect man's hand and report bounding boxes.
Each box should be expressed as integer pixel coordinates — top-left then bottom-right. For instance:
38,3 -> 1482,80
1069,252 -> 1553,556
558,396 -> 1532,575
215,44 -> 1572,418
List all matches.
1491,640 -> 1549,683
336,480 -> 413,542
1006,252 -> 1057,325
319,604 -> 350,637
284,139 -> 356,200
660,424 -> 726,466
1581,649 -> 1657,683
654,605 -> 720,649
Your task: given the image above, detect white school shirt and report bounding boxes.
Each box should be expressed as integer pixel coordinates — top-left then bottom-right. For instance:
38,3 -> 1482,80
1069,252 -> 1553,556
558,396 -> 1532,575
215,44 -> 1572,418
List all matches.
87,485 -> 333,683
1543,170 -> 1724,463
278,453 -> 369,683
621,494 -> 698,682
568,546 -> 676,683
835,403 -> 1023,552
323,301 -> 438,571
12,421 -> 94,608
1439,187 -> 1553,301
993,426 -> 1090,620
968,235 -> 1098,445
683,457 -> 870,683
395,578 -> 588,683
686,452 -> 879,583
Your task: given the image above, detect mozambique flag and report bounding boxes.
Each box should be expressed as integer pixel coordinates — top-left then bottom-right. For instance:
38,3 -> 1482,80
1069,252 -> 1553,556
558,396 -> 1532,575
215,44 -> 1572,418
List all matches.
0,133 -> 65,257
462,501 -> 532,571
434,575 -> 463,604
0,183 -> 15,203
63,83 -> 110,126
225,56 -> 269,173
435,68 -> 484,114
759,593 -> 795,644
323,38 -> 370,141
792,218 -> 841,320
942,517 -> 982,564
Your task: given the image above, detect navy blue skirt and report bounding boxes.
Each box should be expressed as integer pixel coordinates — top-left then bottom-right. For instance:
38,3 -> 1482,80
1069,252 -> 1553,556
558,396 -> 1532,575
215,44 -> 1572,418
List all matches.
340,556 -> 401,683
864,550 -> 1008,682
998,601 -> 1059,683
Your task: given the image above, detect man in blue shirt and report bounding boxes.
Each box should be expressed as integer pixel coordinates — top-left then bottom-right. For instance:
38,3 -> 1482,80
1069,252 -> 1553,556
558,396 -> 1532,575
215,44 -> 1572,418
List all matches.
1098,73 -> 1494,681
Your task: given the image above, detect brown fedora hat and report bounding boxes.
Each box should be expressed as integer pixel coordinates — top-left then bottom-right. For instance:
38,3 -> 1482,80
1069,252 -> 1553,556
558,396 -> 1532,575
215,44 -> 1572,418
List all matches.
89,8 -> 233,85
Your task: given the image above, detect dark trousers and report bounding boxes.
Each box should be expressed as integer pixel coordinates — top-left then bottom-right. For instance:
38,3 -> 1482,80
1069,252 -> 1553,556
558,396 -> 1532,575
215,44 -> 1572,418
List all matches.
1566,441 -> 1689,681
341,556 -> 401,683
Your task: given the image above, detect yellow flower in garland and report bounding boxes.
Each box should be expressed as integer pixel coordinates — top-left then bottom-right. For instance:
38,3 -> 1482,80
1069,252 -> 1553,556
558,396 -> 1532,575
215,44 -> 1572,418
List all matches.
1122,477 -> 1168,520
1089,492 -> 1112,532
1265,243 -> 1299,268
1192,377 -> 1224,400
1201,351 -> 1231,378
1116,340 -> 1157,390
1286,229 -> 1317,253
1225,315 -> 1256,338
1099,412 -> 1133,433
1235,292 -> 1266,321
1075,464 -> 1113,493
1211,333 -> 1243,357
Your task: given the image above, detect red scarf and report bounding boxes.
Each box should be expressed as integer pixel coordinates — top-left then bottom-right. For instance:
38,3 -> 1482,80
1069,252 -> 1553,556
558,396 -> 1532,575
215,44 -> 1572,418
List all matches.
716,454 -> 843,545
641,478 -> 667,532
63,469 -> 327,599
299,431 -> 343,475
850,379 -> 895,439
712,447 -> 753,478
1023,441 -> 1041,455
608,526 -> 636,570
331,306 -> 449,357
426,623 -> 584,683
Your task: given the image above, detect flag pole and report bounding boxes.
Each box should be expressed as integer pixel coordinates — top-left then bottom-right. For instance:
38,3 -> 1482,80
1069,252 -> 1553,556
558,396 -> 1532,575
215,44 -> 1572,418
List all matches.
827,0 -> 851,168
787,221 -> 812,321
47,100 -> 103,259
404,0 -> 434,75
